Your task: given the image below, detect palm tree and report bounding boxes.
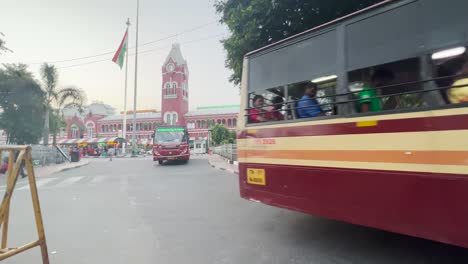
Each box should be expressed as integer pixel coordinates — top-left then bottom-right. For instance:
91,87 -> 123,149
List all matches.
40,63 -> 86,145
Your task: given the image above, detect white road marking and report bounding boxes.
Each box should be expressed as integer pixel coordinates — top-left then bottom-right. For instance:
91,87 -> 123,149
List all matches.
16,178 -> 56,190
90,175 -> 109,184
55,176 -> 85,188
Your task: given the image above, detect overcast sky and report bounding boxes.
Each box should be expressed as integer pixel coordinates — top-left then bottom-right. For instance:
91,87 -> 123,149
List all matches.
0,0 -> 240,112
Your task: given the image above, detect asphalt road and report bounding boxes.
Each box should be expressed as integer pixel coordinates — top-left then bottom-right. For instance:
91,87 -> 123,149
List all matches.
1,157 -> 468,264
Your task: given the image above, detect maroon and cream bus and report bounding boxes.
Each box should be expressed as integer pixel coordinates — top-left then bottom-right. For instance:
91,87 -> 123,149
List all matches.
238,0 -> 468,248
152,126 -> 190,164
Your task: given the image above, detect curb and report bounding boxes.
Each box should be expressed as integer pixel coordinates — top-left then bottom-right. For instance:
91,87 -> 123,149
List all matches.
36,161 -> 91,177
207,158 -> 239,175
58,161 -> 90,172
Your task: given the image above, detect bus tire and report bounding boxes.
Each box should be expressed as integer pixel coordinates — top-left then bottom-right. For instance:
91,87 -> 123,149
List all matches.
158,160 -> 163,165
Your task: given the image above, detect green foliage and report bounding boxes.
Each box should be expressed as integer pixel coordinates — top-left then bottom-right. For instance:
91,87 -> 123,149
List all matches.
211,124 -> 236,145
0,32 -> 12,55
215,0 -> 382,85
40,63 -> 86,145
0,64 -> 45,144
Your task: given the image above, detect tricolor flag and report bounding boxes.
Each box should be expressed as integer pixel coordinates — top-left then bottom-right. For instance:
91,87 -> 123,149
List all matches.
112,30 -> 128,69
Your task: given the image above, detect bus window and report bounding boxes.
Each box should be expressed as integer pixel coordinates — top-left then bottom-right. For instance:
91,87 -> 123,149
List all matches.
286,76 -> 337,119
247,87 -> 285,124
432,46 -> 468,104
348,58 -> 422,114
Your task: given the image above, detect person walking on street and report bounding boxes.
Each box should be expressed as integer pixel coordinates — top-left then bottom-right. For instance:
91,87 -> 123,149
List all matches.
108,146 -> 115,161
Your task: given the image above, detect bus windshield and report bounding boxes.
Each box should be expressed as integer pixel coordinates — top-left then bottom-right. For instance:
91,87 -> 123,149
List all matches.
154,127 -> 187,143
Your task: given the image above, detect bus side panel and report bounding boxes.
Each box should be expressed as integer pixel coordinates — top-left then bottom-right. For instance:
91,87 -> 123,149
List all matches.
239,163 -> 468,248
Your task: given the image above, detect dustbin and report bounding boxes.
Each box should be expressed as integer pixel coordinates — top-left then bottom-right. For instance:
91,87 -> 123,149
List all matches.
70,151 -> 80,162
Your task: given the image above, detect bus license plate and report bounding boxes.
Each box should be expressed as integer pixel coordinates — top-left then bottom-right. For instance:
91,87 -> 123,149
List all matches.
247,168 -> 266,185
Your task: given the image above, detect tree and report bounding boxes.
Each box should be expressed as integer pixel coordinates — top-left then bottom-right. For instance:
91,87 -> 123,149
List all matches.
0,64 -> 45,144
0,32 -> 12,55
211,124 -> 236,145
215,0 -> 382,85
40,63 -> 86,145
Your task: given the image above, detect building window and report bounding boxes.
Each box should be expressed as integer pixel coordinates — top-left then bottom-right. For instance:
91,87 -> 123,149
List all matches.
197,120 -> 201,128
233,119 -> 237,127
172,113 -> 177,125
71,125 -> 78,138
118,124 -> 122,130
228,119 -> 232,127
86,122 -> 95,138
201,120 -> 206,128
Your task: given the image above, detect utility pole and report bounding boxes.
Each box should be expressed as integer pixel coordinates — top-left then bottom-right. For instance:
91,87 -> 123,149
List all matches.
122,18 -> 130,155
131,0 -> 140,157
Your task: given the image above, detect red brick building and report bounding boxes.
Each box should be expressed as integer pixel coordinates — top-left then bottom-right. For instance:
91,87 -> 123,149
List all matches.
58,44 -> 238,153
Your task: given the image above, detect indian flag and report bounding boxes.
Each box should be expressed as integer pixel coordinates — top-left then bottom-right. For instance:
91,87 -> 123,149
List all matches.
112,30 -> 128,69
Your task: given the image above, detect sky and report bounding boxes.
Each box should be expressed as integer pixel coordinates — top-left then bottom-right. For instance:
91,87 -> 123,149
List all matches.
0,0 -> 240,112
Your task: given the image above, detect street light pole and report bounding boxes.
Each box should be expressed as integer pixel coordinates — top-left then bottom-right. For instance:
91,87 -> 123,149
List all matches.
131,0 -> 140,157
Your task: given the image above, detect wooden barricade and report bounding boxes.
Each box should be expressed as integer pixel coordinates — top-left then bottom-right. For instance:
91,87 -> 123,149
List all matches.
0,146 -> 49,263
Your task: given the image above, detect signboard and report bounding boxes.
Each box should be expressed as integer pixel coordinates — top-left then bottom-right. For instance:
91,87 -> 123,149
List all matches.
156,127 -> 185,132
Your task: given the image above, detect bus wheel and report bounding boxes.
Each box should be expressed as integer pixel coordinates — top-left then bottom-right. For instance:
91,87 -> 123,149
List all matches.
158,160 -> 163,165
183,160 -> 189,164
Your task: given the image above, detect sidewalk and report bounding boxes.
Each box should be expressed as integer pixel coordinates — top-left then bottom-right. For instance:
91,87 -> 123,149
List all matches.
207,154 -> 239,174
34,160 -> 90,177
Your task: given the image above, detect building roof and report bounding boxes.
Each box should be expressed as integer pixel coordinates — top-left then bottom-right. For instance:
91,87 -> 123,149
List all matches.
99,112 -> 161,122
185,107 -> 239,117
63,103 -> 115,117
164,43 -> 186,66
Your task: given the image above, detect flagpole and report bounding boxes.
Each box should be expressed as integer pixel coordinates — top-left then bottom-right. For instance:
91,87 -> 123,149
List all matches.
122,18 -> 130,155
131,0 -> 140,157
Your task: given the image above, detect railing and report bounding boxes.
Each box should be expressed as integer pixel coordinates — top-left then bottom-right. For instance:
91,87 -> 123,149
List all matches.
211,144 -> 237,161
30,145 -> 69,166
1,145 -> 69,167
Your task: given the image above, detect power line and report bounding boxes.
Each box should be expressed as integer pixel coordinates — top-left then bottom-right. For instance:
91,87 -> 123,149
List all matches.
30,20 -> 217,65
58,33 -> 226,70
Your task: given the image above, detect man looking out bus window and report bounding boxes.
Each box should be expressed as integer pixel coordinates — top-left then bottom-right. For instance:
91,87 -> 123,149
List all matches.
448,61 -> 468,104
249,95 -> 268,123
297,82 -> 323,118
358,69 -> 394,113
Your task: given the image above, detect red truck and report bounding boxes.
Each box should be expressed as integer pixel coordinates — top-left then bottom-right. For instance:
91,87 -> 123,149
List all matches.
152,126 -> 190,165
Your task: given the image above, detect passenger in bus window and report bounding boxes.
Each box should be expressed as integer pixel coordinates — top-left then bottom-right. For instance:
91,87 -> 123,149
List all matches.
249,95 -> 268,123
297,82 -> 324,118
448,62 -> 468,104
357,69 -> 394,113
268,96 -> 284,121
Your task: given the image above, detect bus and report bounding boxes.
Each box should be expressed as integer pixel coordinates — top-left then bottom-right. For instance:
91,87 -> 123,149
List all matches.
238,0 -> 468,248
152,126 -> 190,164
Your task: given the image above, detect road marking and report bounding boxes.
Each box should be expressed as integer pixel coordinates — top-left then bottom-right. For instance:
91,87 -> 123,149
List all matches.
90,175 -> 109,184
16,178 -> 56,190
55,176 -> 85,188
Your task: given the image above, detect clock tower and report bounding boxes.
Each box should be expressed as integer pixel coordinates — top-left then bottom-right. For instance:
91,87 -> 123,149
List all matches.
161,43 -> 189,126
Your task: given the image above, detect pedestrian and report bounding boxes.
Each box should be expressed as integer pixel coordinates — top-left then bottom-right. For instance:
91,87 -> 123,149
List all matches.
108,146 -> 115,161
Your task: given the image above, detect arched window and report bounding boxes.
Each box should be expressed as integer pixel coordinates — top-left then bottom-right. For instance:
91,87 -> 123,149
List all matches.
217,119 -> 221,124
71,125 -> 79,138
201,120 -> 206,128
118,124 -> 122,130
172,113 -> 178,125
101,125 -> 105,132
165,82 -> 171,95
233,118 -> 237,127
127,124 -> 131,131
228,119 -> 232,127
172,82 -> 177,95
197,120 -> 201,128
222,119 -> 226,125
148,123 -> 152,131
86,122 -> 95,138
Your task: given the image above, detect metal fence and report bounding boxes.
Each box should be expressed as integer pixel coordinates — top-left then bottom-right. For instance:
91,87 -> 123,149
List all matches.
30,145 -> 69,166
211,144 -> 237,161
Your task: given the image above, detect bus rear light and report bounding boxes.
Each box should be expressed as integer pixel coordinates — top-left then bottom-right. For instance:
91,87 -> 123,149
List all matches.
431,46 -> 466,60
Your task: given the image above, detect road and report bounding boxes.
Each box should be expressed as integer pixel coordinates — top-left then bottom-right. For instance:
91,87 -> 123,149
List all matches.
1,156 -> 468,264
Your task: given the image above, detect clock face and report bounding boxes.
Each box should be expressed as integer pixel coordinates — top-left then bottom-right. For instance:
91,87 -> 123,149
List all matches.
166,63 -> 175,72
